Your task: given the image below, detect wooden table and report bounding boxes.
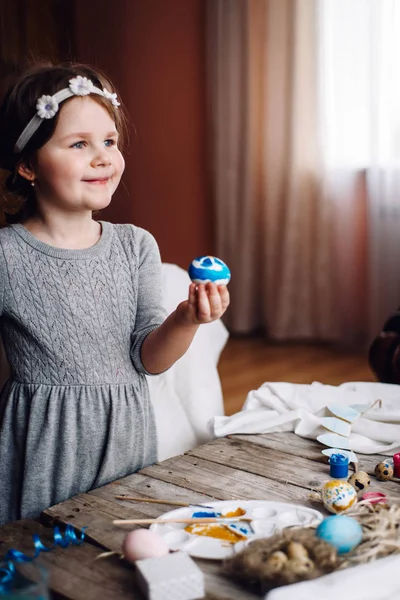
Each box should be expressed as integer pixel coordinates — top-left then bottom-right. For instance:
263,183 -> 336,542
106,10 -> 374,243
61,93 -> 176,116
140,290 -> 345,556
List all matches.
1,432 -> 397,599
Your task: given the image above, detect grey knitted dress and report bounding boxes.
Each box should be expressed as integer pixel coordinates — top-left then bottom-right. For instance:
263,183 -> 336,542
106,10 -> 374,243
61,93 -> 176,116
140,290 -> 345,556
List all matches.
0,221 -> 167,524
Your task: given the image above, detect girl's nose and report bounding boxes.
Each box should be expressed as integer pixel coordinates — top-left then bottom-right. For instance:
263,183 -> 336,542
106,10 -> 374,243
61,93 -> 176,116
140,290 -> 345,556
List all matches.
91,147 -> 111,167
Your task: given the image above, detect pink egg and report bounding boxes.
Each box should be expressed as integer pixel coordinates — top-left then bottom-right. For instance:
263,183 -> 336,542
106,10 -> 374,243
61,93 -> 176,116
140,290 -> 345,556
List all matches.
123,529 -> 169,563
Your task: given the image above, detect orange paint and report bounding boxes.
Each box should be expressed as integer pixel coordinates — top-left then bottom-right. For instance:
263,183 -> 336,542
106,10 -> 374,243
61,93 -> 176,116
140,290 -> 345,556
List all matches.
185,523 -> 247,543
222,508 -> 246,517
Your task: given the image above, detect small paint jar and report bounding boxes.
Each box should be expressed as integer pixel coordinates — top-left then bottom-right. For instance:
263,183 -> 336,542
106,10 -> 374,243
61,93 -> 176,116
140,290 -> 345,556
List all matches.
393,453 -> 400,478
329,453 -> 349,479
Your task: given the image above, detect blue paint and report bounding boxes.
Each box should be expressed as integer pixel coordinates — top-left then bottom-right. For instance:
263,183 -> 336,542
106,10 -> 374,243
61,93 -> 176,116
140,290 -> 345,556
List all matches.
226,522 -> 253,537
191,511 -> 219,518
329,453 -> 349,478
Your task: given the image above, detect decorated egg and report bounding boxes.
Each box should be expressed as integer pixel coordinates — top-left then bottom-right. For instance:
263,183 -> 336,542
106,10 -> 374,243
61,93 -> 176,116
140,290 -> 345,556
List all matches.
123,529 -> 169,563
321,479 -> 357,514
374,461 -> 393,481
316,515 -> 363,554
188,256 -> 231,285
347,471 -> 370,493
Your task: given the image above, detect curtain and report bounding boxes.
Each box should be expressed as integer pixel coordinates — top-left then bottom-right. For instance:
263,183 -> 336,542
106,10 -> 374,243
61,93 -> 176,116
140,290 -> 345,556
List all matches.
207,0 -> 340,340
207,0 -> 398,345
319,0 -> 400,339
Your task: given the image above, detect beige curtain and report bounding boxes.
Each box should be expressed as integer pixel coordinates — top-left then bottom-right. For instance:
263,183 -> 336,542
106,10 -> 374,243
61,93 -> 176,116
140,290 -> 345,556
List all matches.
207,0 -> 368,343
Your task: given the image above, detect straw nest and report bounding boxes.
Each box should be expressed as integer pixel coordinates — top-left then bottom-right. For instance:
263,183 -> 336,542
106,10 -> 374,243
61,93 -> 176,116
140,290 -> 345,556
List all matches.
223,527 -> 340,594
223,498 -> 400,594
340,497 -> 400,568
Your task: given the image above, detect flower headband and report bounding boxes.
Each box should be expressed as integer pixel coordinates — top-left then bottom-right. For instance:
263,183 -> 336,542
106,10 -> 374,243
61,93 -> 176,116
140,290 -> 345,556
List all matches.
14,76 -> 120,154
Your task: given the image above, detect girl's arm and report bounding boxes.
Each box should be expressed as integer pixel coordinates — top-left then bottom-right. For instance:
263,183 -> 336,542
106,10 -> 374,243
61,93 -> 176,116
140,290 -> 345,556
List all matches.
140,282 -> 230,374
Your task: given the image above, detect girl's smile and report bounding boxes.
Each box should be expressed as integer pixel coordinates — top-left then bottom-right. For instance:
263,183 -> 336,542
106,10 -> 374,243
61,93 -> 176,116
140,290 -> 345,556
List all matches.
83,178 -> 111,184
82,176 -> 114,186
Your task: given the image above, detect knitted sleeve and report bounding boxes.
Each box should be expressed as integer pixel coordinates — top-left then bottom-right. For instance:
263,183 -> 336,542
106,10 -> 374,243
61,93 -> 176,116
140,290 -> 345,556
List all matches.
368,308 -> 400,384
129,227 -> 168,375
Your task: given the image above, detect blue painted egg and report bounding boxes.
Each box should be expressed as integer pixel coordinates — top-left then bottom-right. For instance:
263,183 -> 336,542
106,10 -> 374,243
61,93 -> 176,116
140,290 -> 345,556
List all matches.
316,515 -> 363,554
188,256 -> 231,285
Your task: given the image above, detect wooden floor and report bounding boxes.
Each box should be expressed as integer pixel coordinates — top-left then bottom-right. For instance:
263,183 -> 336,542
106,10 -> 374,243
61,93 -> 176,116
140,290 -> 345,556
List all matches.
218,336 -> 376,416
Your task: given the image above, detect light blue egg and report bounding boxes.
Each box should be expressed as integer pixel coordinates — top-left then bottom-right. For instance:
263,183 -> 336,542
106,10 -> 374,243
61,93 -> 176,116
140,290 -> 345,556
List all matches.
316,515 -> 363,554
188,256 -> 231,285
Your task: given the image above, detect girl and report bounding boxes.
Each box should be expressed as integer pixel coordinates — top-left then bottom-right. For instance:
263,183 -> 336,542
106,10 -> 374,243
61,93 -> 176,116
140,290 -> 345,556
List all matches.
0,63 -> 229,524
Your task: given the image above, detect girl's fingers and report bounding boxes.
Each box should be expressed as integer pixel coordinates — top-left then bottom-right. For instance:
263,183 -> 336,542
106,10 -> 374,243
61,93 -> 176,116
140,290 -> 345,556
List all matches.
185,282 -> 230,324
196,284 -> 211,320
188,283 -> 197,307
217,285 -> 230,310
206,282 -> 223,317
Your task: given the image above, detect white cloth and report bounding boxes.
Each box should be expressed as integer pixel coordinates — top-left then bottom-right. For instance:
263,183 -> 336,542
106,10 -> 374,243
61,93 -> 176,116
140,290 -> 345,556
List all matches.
266,554 -> 400,600
212,381 -> 400,454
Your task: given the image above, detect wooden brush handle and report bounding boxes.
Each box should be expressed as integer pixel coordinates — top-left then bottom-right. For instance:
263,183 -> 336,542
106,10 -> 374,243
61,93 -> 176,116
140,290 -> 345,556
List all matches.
113,516 -> 249,526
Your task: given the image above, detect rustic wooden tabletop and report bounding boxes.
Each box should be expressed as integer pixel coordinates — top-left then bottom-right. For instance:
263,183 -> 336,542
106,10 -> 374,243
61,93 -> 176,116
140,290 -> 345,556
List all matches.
1,432 -> 397,599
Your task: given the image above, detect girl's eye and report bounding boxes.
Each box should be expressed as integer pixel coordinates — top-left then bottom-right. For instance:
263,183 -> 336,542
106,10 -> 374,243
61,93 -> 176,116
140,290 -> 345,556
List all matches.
71,141 -> 86,149
104,139 -> 116,147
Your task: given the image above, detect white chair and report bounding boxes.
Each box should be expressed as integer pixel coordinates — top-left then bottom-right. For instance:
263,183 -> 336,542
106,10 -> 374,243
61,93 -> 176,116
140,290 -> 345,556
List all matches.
148,263 -> 228,460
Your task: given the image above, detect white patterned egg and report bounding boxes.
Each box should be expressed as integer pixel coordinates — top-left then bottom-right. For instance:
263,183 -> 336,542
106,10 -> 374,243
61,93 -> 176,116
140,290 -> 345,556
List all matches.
321,480 -> 357,514
188,256 -> 231,285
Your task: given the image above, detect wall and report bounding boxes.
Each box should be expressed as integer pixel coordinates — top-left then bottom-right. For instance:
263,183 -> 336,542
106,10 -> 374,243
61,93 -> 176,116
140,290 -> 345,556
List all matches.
0,0 -> 73,105
72,0 -> 212,267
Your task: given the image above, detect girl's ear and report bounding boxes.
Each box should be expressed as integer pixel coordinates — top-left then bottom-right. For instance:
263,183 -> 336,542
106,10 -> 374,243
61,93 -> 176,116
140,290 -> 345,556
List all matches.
17,162 -> 35,183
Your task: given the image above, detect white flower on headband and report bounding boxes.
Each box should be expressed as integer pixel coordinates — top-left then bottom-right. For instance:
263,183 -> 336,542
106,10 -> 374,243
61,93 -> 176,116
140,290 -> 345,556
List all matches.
14,75 -> 122,153
102,88 -> 120,107
69,76 -> 95,96
36,95 -> 59,119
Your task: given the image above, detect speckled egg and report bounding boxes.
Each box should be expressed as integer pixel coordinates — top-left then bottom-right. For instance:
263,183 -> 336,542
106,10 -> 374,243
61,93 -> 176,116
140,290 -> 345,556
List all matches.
188,256 -> 231,285
347,471 -> 371,493
375,461 -> 394,481
316,515 -> 363,554
123,529 -> 169,563
321,479 -> 357,514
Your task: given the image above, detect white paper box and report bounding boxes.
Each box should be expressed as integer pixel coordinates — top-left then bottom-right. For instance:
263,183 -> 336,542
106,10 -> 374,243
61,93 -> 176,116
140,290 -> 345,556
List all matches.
136,552 -> 205,600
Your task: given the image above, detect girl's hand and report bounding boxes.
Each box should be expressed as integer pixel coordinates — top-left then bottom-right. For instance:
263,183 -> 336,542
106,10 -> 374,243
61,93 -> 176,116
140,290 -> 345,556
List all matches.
175,282 -> 230,326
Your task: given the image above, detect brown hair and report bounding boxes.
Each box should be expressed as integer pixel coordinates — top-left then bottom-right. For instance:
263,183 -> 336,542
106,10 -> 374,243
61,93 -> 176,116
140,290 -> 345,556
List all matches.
0,61 -> 128,223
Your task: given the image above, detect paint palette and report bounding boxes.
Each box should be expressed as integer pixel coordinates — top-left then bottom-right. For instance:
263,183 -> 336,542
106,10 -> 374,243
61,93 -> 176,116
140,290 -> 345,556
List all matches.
150,500 -> 323,560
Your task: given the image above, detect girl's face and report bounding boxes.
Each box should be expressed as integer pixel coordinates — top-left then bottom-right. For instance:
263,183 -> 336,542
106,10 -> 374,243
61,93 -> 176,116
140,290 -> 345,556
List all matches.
27,96 -> 125,215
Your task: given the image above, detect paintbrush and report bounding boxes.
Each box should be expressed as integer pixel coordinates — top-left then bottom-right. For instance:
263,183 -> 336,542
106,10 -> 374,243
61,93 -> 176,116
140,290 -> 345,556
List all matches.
114,496 -> 214,509
113,516 -> 251,526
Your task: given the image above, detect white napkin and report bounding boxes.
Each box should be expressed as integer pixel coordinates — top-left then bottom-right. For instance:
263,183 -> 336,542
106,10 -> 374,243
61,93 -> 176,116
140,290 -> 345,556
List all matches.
212,381 -> 400,454
266,554 -> 400,600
